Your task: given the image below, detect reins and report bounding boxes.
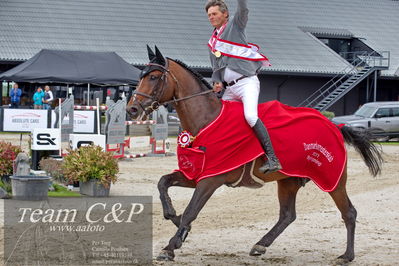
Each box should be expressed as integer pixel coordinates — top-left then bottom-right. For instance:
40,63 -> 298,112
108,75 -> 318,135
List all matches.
162,90 -> 213,105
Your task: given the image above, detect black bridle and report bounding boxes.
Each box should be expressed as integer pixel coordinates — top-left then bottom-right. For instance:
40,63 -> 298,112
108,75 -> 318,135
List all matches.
132,61 -> 213,115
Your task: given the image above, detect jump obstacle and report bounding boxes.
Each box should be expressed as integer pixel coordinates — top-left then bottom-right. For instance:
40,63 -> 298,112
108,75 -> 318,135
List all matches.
73,104 -> 166,159
74,99 -> 169,159
106,120 -> 161,159
30,96 -> 171,171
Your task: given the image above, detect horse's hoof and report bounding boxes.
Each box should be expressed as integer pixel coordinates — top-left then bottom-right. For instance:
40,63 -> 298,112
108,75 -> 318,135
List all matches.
249,244 -> 266,256
156,249 -> 175,261
336,254 -> 354,264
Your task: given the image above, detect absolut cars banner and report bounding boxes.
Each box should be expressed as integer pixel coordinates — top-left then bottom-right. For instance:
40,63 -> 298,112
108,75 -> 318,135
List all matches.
3,109 -> 48,132
4,196 -> 152,265
51,110 -> 95,133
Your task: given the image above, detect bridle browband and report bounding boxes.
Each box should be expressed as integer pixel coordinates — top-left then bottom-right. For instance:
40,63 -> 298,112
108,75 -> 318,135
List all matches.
132,61 -> 213,114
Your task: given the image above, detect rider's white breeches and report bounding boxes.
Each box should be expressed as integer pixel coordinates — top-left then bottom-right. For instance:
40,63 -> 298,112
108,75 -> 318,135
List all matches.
222,67 -> 260,127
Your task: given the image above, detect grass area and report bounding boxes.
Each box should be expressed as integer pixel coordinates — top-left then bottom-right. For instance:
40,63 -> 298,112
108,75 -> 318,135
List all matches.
0,132 -> 30,135
374,141 -> 399,146
1,181 -> 80,197
48,183 -> 81,197
0,179 -> 12,194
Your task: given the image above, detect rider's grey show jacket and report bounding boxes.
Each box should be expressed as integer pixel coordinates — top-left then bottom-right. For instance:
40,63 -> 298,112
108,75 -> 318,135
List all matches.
209,0 -> 263,83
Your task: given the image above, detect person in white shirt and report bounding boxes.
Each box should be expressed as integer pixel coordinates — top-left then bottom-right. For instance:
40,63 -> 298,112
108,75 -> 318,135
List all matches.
43,85 -> 54,110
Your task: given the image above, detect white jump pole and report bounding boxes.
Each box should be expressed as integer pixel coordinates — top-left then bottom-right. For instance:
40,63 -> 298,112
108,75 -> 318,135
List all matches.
96,98 -> 100,135
68,84 -> 72,96
87,83 -> 90,106
59,98 -> 62,156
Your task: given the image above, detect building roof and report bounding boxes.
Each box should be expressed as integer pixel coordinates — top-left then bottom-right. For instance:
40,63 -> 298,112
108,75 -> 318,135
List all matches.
0,0 -> 398,76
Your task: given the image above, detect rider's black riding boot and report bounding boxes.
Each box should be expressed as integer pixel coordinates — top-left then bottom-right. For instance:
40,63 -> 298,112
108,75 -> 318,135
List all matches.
252,119 -> 282,174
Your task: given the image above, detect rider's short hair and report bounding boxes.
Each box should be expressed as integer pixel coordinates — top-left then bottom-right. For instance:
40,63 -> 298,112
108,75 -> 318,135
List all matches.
205,0 -> 229,14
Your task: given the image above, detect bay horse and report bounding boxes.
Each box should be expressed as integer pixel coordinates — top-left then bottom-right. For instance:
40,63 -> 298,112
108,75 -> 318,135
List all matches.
127,46 -> 383,263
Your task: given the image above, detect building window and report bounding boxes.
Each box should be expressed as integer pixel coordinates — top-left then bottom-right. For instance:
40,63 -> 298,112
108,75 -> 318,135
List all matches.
318,38 -> 352,55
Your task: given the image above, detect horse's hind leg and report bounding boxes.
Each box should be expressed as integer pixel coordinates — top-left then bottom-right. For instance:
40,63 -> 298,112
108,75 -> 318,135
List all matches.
250,177 -> 302,256
158,172 -> 196,228
329,167 -> 357,263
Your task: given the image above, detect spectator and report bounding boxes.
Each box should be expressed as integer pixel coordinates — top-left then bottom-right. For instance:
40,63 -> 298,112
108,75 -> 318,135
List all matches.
43,85 -> 54,110
10,83 -> 22,108
32,87 -> 45,109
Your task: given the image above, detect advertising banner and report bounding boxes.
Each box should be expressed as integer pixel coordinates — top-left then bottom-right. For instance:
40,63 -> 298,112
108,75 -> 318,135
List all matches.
73,111 -> 95,133
3,109 -> 48,132
130,136 -> 150,148
31,128 -> 61,151
66,111 -> 95,133
69,134 -> 106,150
52,110 -> 95,133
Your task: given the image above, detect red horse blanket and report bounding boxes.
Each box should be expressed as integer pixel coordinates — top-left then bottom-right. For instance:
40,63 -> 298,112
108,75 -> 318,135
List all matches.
176,100 -> 346,192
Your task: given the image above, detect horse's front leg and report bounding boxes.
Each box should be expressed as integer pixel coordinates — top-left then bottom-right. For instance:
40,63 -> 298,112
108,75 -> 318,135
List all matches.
157,176 -> 226,261
158,172 -> 196,227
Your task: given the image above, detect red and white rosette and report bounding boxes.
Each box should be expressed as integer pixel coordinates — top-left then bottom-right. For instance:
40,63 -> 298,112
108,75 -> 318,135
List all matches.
177,131 -> 195,148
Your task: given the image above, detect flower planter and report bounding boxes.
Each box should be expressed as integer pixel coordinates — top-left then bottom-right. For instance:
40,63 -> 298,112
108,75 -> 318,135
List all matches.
79,180 -> 110,197
11,175 -> 50,200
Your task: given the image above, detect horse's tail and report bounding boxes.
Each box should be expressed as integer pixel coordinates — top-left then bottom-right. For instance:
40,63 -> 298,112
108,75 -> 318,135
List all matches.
340,126 -> 383,176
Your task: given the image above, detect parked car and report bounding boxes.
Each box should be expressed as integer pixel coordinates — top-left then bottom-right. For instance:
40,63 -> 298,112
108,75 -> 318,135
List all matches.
167,111 -> 182,136
332,101 -> 399,141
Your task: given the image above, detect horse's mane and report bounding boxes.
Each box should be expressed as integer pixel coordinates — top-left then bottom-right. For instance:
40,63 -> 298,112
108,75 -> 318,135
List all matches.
169,58 -> 213,91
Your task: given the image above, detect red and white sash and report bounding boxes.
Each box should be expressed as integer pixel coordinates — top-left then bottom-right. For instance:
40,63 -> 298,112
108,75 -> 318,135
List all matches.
208,25 -> 271,66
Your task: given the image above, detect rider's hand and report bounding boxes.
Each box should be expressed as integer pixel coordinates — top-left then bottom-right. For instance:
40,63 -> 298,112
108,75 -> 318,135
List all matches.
213,82 -> 223,93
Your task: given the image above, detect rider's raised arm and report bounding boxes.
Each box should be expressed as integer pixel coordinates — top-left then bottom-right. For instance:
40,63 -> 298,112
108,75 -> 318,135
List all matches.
234,0 -> 249,29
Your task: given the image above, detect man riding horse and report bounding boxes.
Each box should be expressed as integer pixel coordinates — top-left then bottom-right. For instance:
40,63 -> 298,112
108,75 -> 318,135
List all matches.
126,0 -> 383,262
206,0 -> 281,174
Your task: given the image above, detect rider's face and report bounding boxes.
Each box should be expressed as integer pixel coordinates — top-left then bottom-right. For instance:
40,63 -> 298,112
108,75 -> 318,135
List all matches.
207,6 -> 228,29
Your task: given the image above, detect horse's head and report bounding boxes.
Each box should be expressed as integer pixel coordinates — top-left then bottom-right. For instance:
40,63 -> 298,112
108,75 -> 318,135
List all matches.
127,46 -> 175,120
